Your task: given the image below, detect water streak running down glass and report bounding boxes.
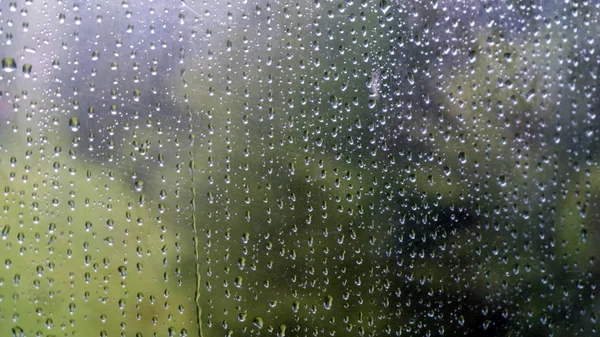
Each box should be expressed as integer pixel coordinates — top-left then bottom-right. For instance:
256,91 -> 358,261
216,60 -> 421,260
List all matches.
1,1 -> 599,337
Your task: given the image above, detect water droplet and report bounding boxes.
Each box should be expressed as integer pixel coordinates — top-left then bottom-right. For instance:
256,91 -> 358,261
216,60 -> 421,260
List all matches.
69,117 -> 80,131
253,317 -> 264,329
117,266 -> 127,278
241,232 -> 250,243
379,0 -> 390,13
483,320 -> 491,330
1,225 -> 10,239
498,175 -> 506,187
12,326 -> 24,337
2,57 -> 17,72
22,64 -> 32,77
277,325 -> 286,337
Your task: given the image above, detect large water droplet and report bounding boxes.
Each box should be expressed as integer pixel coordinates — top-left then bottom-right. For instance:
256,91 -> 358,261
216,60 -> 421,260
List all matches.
22,64 -> 32,77
69,117 -> 80,131
12,326 -> 24,337
2,57 -> 17,72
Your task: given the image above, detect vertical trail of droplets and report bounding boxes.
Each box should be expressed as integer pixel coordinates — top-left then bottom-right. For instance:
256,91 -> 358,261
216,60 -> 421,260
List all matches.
189,110 -> 203,337
181,4 -> 204,335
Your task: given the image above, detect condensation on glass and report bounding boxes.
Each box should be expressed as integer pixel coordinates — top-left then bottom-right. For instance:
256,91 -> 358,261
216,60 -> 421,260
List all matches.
0,1 -> 599,337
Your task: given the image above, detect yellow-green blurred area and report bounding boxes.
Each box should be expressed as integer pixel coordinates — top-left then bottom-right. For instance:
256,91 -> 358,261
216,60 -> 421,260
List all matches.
2,0 -> 600,337
0,120 -> 198,337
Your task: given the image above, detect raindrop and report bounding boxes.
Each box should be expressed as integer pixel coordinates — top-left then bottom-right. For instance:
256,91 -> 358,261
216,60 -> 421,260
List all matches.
253,317 -> 264,329
118,266 -> 128,278
379,0 -> 390,14
1,225 -> 10,239
22,64 -> 32,77
69,117 -> 80,131
2,57 -> 17,72
12,326 -> 24,337
277,325 -> 286,337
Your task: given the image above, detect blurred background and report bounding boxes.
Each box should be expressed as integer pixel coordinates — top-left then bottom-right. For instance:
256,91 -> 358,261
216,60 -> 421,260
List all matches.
1,0 -> 600,336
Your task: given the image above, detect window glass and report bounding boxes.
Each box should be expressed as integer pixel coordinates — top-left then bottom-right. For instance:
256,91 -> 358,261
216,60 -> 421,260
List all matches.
1,1 -> 599,337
